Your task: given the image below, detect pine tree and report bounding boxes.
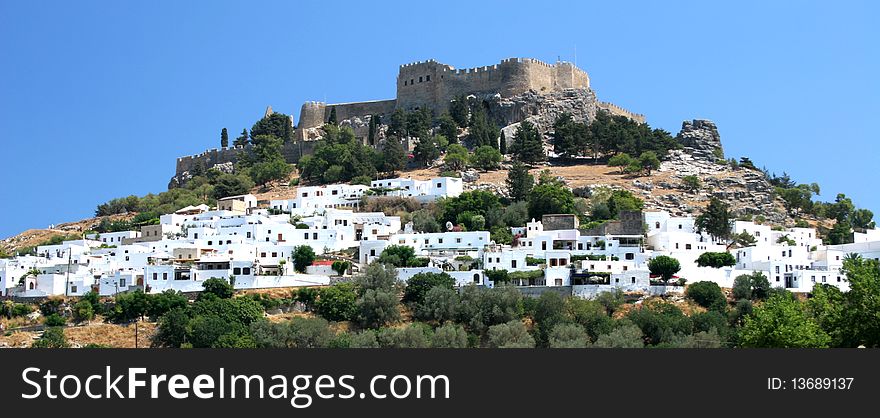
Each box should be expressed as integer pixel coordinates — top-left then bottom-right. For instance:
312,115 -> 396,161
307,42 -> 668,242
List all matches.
328,107 -> 338,125
233,128 -> 249,147
380,138 -> 407,175
696,197 -> 733,241
510,121 -> 545,164
367,114 -> 378,146
506,162 -> 534,202
220,128 -> 229,148
499,130 -> 507,155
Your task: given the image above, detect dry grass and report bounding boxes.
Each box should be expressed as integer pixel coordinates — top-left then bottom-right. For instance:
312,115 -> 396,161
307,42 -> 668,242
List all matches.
64,321 -> 157,348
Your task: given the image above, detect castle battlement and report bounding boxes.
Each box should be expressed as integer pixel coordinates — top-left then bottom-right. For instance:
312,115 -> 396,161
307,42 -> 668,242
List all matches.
598,101 -> 646,124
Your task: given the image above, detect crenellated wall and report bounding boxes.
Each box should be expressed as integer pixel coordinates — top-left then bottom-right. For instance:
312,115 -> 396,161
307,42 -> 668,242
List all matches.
597,101 -> 646,124
395,57 -> 590,111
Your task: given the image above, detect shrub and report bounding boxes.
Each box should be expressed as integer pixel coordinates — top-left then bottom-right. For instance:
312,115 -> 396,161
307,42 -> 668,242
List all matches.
356,289 -> 400,329
32,327 -> 68,348
431,323 -> 470,348
44,313 -> 66,326
648,255 -> 681,283
685,281 -> 727,312
593,323 -> 644,348
548,323 -> 590,348
377,324 -> 432,348
487,320 -> 535,348
403,272 -> 454,305
695,252 -> 736,268
72,300 -> 94,323
200,277 -> 234,300
315,283 -> 358,322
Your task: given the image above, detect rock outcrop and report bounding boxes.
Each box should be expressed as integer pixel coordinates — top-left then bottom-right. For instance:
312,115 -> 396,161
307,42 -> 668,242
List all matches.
676,119 -> 723,162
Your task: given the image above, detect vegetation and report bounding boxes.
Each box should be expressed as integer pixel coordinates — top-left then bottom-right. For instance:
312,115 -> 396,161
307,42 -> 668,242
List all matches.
695,252 -> 736,268
648,256 -> 681,284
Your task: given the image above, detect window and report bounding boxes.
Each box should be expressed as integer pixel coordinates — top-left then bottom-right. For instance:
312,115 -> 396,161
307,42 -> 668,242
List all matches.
243,268 -> 251,275
615,278 -> 620,284
685,244 -> 692,250
234,267 -> 241,275
163,273 -> 168,280
247,232 -> 251,238
426,75 -> 430,81
675,243 -> 679,249
625,253 -> 634,260
631,277 -> 636,284
261,252 -> 267,258
438,238 -> 443,244
332,190 -> 338,195
370,249 -> 376,256
511,260 -> 517,268
313,233 -> 318,240
208,241 -> 213,245
542,242 -> 547,250
555,279 -> 563,286
655,222 -> 660,229
153,273 -> 158,280
437,183 -> 442,188
304,233 -> 309,239
678,224 -> 682,229
272,252 -> 278,258
821,276 -> 826,283
456,238 -> 462,244
474,273 -> 480,283
120,279 -> 126,287
419,76 -> 423,82
71,285 -> 77,293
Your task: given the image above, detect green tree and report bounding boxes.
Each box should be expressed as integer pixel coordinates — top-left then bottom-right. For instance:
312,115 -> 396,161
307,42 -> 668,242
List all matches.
607,153 -> 633,174
414,286 -> 460,324
431,323 -> 470,348
681,175 -> 702,193
449,95 -> 469,127
499,130 -> 507,155
220,127 -> 229,148
212,173 -> 255,200
685,281 -> 727,312
593,323 -> 644,348
467,103 -> 499,149
487,320 -> 535,348
532,291 -> 567,346
292,245 -> 316,273
443,144 -> 471,171
457,285 -> 523,334
548,323 -> 590,348
740,293 -> 831,348
315,282 -> 358,322
200,277 -> 234,300
695,252 -> 736,268
380,138 -> 407,175
648,255 -> 681,284
403,272 -> 455,305
331,260 -> 351,276
357,289 -> 400,328
696,197 -> 733,241
33,327 -> 69,348
250,112 -> 294,143
626,302 -> 692,346
413,136 -> 440,167
438,113 -> 458,144
552,113 -> 589,158
509,120 -> 545,164
146,290 -> 188,320
527,173 -> 576,219
638,151 -> 660,175
377,245 -> 421,268
837,256 -> 880,346
233,128 -> 249,147
507,161 -> 535,202
471,145 -> 502,171
72,300 -> 94,323
377,324 -> 432,348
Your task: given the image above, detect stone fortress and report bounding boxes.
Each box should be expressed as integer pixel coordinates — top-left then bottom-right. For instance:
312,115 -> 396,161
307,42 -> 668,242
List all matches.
173,57 -> 645,185
295,57 -> 643,138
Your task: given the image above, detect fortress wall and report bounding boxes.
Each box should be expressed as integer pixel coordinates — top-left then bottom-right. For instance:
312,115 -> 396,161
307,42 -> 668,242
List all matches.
175,147 -> 246,177
298,101 -> 327,129
327,99 -> 396,123
597,101 -> 646,124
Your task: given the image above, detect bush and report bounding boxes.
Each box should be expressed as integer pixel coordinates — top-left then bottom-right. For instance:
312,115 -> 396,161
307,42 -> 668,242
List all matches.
685,281 -> 728,312
44,313 -> 66,326
315,283 -> 358,322
431,323 -> 470,348
377,324 -> 432,348
626,302 -> 693,346
72,300 -> 94,323
356,289 -> 400,329
251,317 -> 334,348
349,330 -> 380,348
695,252 -> 736,268
293,287 -> 319,311
200,277 -> 234,300
487,320 -> 535,348
548,323 -> 590,348
457,285 -> 523,334
593,323 -> 644,348
403,272 -> 454,305
32,327 -> 68,348
414,286 -> 460,324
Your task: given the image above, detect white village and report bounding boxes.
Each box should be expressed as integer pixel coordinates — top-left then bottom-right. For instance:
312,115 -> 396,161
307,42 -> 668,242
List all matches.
3,174 -> 878,300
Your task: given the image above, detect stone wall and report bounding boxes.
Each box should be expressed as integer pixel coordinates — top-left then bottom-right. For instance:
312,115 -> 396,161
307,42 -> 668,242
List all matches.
395,58 -> 590,113
597,101 -> 646,124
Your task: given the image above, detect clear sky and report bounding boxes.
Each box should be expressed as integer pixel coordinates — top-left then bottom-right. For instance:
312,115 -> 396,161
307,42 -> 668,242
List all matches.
1,0 -> 877,238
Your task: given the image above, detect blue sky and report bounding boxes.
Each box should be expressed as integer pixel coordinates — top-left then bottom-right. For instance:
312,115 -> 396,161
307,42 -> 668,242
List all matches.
1,0 -> 877,238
